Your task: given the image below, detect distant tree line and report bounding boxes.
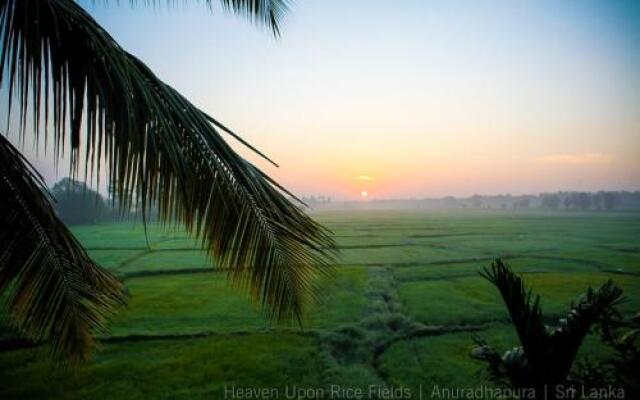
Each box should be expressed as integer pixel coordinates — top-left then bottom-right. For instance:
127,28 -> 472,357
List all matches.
55,181 -> 640,218
307,191 -> 640,211
417,191 -> 637,211
455,191 -> 634,211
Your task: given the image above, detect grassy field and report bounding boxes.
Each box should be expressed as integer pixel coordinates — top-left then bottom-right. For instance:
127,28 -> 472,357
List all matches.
1,210 -> 639,399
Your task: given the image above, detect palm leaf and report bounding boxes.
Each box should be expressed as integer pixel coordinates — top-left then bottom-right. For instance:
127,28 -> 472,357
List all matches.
477,260 -> 625,388
480,260 -> 548,369
0,134 -> 126,362
0,0 -> 335,329
218,0 -> 289,35
549,280 -> 623,378
93,0 -> 290,36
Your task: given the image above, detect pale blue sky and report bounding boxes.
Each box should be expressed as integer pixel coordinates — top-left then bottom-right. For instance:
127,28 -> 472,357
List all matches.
11,0 -> 640,198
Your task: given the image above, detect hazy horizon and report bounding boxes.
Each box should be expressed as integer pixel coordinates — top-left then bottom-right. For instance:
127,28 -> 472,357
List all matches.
5,0 -> 640,200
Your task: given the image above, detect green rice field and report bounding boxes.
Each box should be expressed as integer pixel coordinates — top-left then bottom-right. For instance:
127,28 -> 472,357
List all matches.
1,210 -> 639,399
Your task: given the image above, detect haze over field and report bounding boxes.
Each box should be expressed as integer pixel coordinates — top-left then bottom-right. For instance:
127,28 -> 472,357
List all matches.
6,0 -> 640,200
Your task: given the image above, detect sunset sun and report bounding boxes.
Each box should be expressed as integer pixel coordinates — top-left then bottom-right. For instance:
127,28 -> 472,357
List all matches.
360,190 -> 368,198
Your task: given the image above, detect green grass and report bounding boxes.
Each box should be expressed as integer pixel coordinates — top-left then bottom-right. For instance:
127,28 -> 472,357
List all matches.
116,250 -> 213,274
108,273 -> 267,336
399,271 -> 640,326
379,325 -> 518,394
307,266 -> 370,329
85,249 -> 143,269
0,333 -> 325,400
379,325 -> 618,400
107,266 -> 369,337
398,277 -> 508,326
1,210 -> 639,399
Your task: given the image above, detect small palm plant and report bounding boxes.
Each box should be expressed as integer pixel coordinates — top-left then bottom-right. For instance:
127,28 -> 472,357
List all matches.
472,259 -> 623,399
0,0 -> 335,363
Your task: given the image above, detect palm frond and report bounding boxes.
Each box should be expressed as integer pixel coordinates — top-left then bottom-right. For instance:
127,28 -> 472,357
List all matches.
478,260 -> 625,388
480,259 -> 548,368
218,0 -> 289,36
0,0 -> 335,325
550,280 -> 623,377
0,135 -> 126,363
91,0 -> 290,36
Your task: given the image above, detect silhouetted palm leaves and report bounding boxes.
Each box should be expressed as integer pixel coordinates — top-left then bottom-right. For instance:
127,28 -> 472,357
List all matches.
0,0 -> 334,362
472,260 -> 623,398
120,0 -> 289,36
0,135 -> 126,362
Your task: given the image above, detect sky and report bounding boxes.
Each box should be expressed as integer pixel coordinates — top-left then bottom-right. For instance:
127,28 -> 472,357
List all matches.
8,0 -> 640,200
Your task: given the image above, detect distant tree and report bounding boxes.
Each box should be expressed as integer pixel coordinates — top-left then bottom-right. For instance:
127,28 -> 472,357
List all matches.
517,198 -> 531,209
576,192 -> 593,210
541,194 -> 561,210
626,192 -> 640,209
471,195 -> 484,208
563,194 -> 573,210
599,192 -> 622,212
51,178 -> 109,225
443,196 -> 458,208
564,192 -> 592,211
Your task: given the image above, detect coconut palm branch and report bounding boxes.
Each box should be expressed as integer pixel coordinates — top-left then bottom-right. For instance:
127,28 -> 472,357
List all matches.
473,260 -> 623,396
122,0 -> 289,36
0,134 -> 126,362
0,0 -> 335,361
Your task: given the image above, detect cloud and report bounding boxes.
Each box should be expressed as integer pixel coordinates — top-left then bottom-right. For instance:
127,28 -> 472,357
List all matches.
354,175 -> 376,181
534,153 -> 613,165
